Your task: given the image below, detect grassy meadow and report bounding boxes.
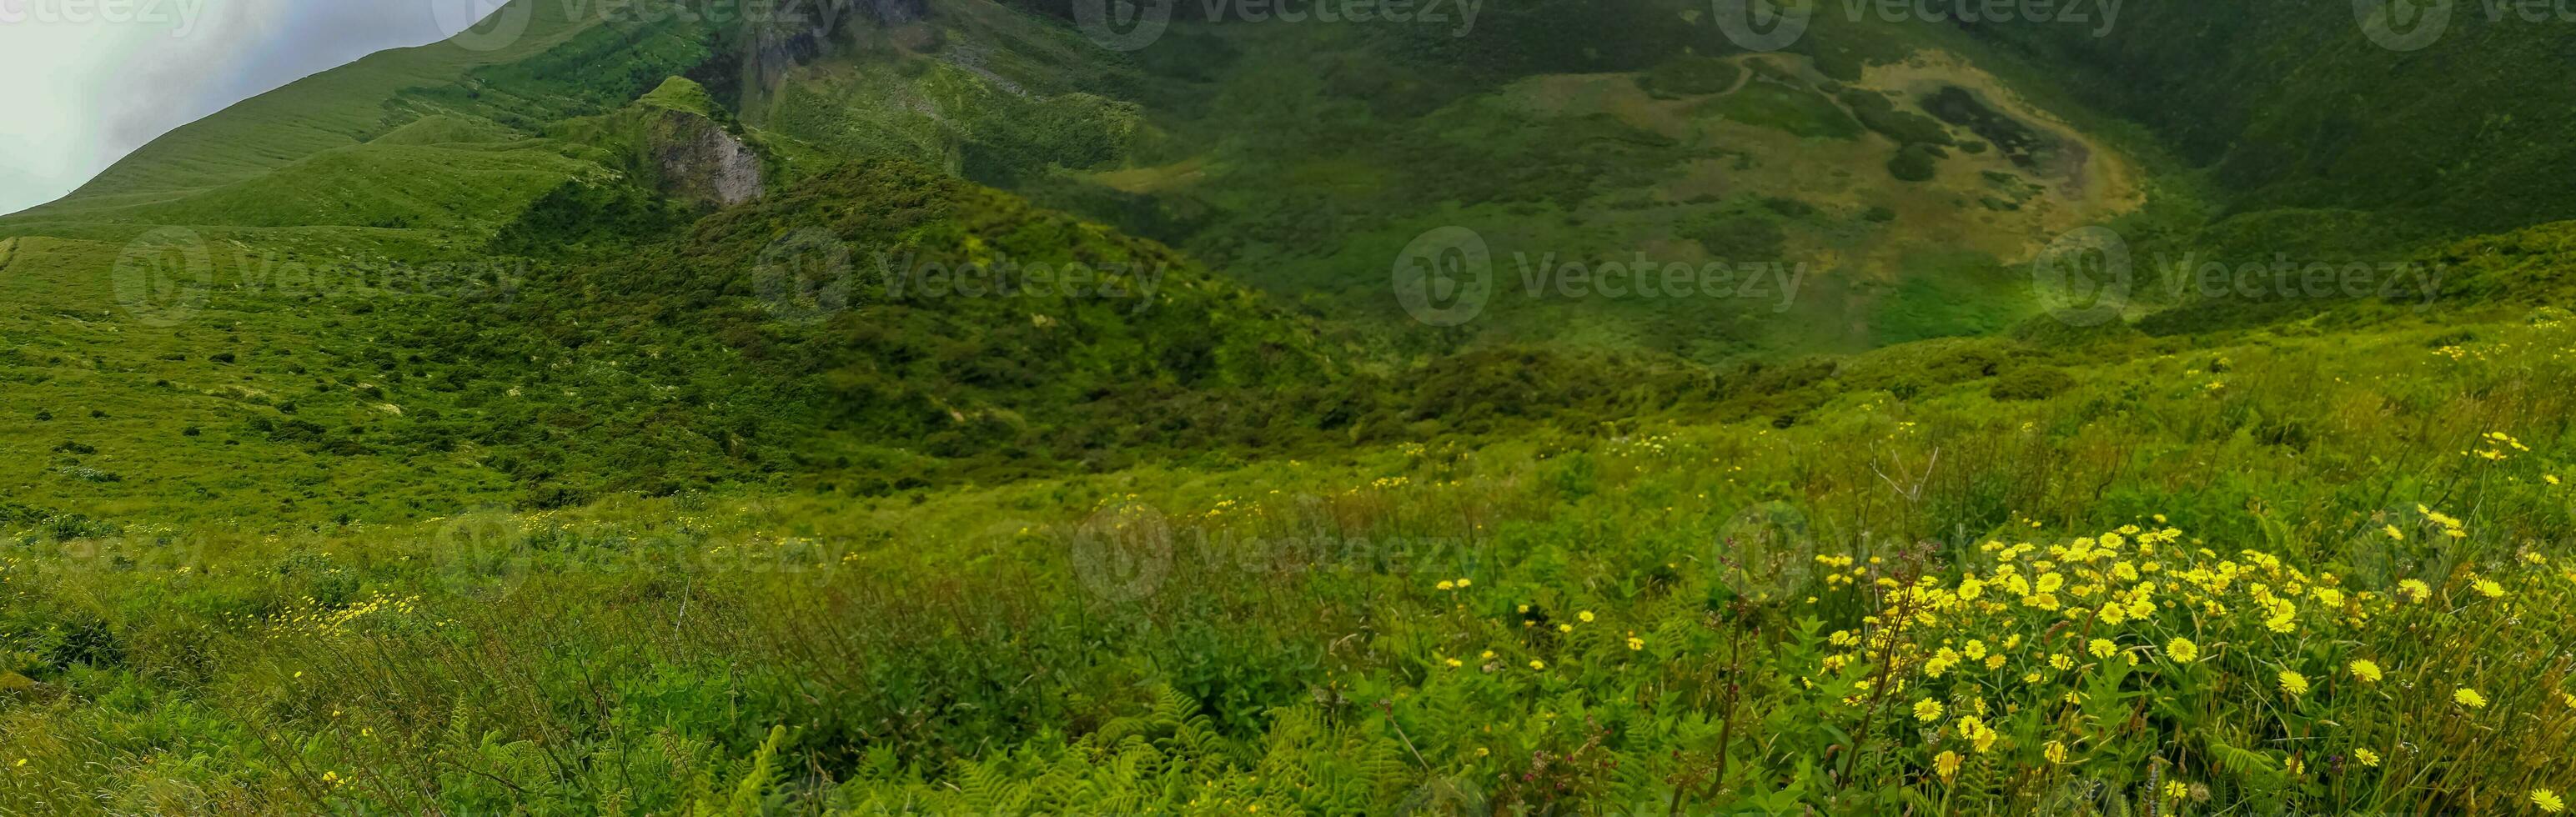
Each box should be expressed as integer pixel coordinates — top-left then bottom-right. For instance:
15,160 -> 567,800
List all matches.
7,0 -> 2576,813
5,301 -> 2575,812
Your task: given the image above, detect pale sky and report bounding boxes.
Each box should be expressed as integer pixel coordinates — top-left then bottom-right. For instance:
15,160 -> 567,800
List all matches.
0,0 -> 490,215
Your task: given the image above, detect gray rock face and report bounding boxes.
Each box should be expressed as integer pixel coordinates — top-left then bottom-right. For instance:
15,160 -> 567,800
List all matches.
743,0 -> 928,88
657,112 -> 766,205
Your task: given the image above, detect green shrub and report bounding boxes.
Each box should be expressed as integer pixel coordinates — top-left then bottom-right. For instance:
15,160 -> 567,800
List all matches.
1989,366 -> 2076,400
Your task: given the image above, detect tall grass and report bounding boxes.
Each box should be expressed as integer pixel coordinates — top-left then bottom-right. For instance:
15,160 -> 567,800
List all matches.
2,313 -> 2572,813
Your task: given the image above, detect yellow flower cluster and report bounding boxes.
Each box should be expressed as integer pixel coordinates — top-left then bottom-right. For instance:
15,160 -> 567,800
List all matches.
1797,516 -> 2566,793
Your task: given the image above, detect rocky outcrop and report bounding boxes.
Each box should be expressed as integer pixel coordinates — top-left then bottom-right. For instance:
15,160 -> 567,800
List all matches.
743,0 -> 929,88
655,111 -> 766,205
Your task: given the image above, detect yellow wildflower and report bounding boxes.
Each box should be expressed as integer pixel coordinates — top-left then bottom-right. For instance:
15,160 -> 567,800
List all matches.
2166,637 -> 2198,664
1954,714 -> 1998,754
2348,659 -> 2382,683
2454,687 -> 2488,709
2398,579 -> 2433,602
2535,789 -> 2566,814
1914,699 -> 1944,722
2278,670 -> 2309,696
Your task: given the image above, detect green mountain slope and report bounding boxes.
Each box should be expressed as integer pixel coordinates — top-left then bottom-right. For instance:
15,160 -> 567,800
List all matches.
39,3 -> 601,207
2,0 -> 2564,526
1963,3 -> 2576,251
2,248 -> 2569,812
738,0 -> 2162,358
0,0 -> 2202,525
8,1 -> 2576,814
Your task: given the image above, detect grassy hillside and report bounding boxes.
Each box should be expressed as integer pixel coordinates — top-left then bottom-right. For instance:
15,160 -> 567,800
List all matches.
3,0 -> 2197,363
1962,2 -> 2576,254
3,293 -> 2572,812
5,0 -> 2576,813
0,0 -> 2202,524
737,0 -> 2165,359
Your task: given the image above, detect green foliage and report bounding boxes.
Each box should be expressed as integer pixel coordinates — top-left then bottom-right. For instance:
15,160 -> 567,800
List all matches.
1965,0 -> 2576,239
9,3 -> 2576,814
1840,88 -> 1954,146
1706,82 -> 1866,140
1987,366 -> 2073,400
1888,142 -> 1943,182
1637,55 -> 1744,98
5,312 -> 2575,812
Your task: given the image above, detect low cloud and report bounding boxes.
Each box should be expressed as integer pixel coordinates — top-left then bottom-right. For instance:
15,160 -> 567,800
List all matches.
2,0 -> 488,215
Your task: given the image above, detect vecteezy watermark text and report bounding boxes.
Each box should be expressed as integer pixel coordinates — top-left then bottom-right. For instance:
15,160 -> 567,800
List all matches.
751,228 -> 1170,322
434,0 -> 842,52
108,228 -> 525,327
2349,0 -> 2576,51
2031,226 -> 2444,328
2150,253 -> 2443,306
1837,0 -> 2118,33
1392,226 -> 1808,327
1073,0 -> 1481,51
0,0 -> 206,36
876,251 -> 1168,306
1712,0 -> 2117,52
1507,252 -> 1806,308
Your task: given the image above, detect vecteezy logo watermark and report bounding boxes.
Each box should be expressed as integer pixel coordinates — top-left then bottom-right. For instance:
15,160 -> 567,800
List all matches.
110,227 -> 213,328
1712,0 -> 1814,51
2031,225 -> 2131,328
754,228 -> 854,323
1393,226 -> 1807,327
2358,0 -> 2576,51
0,0 -> 207,36
1712,501 -> 1816,604
1069,501 -> 1173,603
1073,0 -> 1481,51
1713,0 -> 2117,51
1393,226 -> 1492,327
1075,0 -> 1174,50
432,0 -> 534,52
2355,0 -> 2453,50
